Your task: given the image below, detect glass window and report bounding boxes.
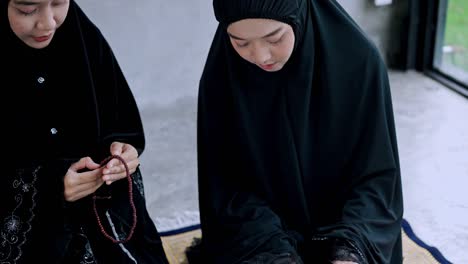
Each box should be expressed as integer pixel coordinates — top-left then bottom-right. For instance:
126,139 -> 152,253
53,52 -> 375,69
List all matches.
433,0 -> 468,86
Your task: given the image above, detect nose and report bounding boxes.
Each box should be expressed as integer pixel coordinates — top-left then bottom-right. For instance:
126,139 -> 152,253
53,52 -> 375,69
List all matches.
36,7 -> 56,32
250,43 -> 271,65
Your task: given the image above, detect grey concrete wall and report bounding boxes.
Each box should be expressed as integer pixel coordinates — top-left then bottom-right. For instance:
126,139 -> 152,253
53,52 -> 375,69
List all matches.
76,1 -> 410,102
337,0 -> 409,67
76,0 -> 217,107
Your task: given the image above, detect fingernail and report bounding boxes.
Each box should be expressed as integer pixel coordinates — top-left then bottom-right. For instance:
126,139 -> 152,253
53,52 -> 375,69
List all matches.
106,181 -> 112,185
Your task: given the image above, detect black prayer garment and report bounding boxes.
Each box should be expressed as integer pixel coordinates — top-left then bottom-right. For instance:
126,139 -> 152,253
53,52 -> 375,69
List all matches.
1,1 -> 168,263
193,0 -> 403,263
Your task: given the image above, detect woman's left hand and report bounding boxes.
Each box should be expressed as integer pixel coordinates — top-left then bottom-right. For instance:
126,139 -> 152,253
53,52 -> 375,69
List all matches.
102,141 -> 140,185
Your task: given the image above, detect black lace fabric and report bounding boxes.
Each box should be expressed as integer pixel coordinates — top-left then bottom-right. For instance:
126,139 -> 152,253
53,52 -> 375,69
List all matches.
1,167 -> 41,263
329,239 -> 365,263
62,228 -> 98,264
131,167 -> 145,198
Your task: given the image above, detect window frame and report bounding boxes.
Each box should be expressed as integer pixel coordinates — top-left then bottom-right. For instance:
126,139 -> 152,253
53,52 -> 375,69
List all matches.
406,0 -> 468,97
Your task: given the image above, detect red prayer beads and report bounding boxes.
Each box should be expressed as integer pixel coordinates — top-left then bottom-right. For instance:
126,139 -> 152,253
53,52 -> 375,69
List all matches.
92,155 -> 137,244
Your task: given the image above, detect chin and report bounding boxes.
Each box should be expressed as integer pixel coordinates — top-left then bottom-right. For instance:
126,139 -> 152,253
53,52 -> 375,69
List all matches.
27,40 -> 52,49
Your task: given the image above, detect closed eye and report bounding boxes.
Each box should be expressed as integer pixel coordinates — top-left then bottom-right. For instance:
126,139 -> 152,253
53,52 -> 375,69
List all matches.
235,41 -> 249,48
52,0 -> 67,7
17,8 -> 37,15
268,38 -> 282,45
267,34 -> 284,45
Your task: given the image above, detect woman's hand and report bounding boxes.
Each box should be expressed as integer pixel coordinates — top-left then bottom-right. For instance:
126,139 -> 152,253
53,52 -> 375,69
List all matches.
102,141 -> 140,185
64,157 -> 104,202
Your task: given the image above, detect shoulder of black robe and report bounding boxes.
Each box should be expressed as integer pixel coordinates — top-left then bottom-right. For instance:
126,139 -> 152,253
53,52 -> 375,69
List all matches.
197,0 -> 403,263
0,1 -> 165,263
63,1 -> 146,158
2,0 -> 145,163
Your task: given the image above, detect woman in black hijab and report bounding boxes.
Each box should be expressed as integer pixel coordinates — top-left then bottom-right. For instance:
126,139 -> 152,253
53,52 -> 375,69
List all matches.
1,0 -> 168,263
194,0 -> 403,263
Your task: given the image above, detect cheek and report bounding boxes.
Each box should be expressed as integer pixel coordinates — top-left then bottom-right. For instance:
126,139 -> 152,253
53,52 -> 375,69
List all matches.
271,47 -> 288,62
55,16 -> 66,28
8,15 -> 30,37
276,39 -> 295,61
55,12 -> 68,27
53,4 -> 70,29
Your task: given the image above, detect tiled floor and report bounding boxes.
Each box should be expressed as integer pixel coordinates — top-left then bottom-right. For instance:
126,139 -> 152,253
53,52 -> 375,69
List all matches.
76,1 -> 468,262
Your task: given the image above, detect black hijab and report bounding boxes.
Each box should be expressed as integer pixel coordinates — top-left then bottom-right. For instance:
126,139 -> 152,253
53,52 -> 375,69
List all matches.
197,0 -> 403,263
0,1 -> 169,263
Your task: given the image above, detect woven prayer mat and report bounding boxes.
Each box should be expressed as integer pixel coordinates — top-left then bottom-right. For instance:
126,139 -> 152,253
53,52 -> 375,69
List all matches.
160,219 -> 452,264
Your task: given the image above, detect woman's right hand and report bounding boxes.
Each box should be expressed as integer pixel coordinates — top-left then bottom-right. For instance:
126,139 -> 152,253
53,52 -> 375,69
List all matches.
64,157 -> 104,202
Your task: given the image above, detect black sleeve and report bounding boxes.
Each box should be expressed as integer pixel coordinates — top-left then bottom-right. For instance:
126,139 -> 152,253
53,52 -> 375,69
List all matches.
198,96 -> 300,263
313,49 -> 403,264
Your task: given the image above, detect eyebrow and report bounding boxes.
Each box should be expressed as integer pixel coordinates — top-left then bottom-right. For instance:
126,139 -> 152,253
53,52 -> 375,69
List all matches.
13,0 -> 41,5
228,26 -> 283,41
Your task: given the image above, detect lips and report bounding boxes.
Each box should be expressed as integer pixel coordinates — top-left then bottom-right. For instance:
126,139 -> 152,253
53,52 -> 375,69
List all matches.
260,63 -> 276,70
33,34 -> 51,42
